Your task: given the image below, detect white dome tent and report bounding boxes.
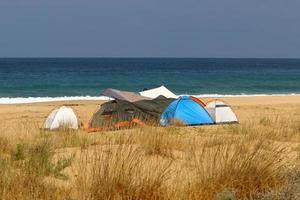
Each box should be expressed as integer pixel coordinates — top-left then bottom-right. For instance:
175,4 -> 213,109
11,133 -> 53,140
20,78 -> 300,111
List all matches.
43,106 -> 78,130
205,100 -> 238,124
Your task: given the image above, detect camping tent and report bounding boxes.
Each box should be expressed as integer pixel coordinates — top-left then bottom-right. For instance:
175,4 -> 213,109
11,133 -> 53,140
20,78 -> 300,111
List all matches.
205,100 -> 238,123
139,85 -> 177,99
89,96 -> 175,131
102,88 -> 150,102
43,106 -> 78,130
160,96 -> 214,126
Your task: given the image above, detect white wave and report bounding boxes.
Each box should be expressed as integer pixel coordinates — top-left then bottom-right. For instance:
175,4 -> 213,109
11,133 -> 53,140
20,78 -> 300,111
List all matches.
0,93 -> 299,104
0,96 -> 112,104
183,93 -> 300,98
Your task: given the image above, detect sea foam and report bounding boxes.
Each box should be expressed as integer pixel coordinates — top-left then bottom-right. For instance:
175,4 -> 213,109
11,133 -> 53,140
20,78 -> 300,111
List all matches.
0,94 -> 299,104
0,96 -> 111,104
190,93 -> 299,98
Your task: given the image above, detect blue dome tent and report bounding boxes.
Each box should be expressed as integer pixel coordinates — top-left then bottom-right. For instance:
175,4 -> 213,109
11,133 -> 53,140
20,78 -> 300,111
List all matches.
160,96 -> 214,126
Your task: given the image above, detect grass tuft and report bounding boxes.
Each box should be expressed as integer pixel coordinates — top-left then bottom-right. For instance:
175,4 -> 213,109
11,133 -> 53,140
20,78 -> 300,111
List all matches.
138,127 -> 175,158
185,136 -> 289,199
76,144 -> 173,200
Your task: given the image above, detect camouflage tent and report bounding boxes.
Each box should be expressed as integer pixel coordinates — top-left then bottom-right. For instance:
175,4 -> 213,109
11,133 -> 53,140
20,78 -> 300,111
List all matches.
89,96 -> 174,130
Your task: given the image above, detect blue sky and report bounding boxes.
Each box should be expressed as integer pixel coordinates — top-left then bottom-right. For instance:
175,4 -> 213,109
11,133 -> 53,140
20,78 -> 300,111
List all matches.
0,0 -> 300,58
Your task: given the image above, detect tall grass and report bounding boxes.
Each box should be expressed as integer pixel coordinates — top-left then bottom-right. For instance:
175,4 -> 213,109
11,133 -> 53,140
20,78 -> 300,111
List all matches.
0,138 -> 73,200
76,144 -> 173,200
137,127 -> 178,158
73,127 -> 293,200
0,115 -> 298,199
185,136 -> 290,199
0,135 -> 12,155
40,129 -> 89,149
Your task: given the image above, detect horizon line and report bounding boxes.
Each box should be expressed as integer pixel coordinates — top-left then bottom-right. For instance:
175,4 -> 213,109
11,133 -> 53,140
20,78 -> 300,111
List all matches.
0,56 -> 300,59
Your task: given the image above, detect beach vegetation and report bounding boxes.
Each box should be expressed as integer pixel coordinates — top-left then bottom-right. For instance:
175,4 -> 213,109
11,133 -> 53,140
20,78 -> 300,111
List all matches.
0,104 -> 299,199
259,117 -> 272,126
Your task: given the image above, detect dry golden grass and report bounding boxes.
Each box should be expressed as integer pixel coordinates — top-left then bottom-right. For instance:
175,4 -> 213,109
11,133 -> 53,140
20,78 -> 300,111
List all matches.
0,123 -> 297,200
0,97 -> 299,199
0,137 -> 73,200
75,144 -> 173,200
73,125 -> 297,200
185,136 -> 290,199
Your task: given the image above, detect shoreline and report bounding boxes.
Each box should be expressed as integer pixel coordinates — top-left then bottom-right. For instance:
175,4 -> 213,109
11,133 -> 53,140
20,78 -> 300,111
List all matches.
0,93 -> 299,104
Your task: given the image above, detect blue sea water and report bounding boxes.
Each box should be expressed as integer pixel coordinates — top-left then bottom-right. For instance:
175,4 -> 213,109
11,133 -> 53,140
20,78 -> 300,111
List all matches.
0,58 -> 299,98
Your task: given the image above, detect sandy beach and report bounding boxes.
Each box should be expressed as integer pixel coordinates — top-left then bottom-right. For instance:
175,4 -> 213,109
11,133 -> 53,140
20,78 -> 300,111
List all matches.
0,96 -> 299,199
1,95 -> 299,128
1,95 -> 300,144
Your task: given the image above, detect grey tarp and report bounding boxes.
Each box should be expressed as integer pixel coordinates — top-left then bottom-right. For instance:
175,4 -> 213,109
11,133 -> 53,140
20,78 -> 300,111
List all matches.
102,88 -> 150,102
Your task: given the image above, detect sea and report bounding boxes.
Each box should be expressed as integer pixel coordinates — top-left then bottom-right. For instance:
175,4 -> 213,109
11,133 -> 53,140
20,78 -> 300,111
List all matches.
0,58 -> 299,104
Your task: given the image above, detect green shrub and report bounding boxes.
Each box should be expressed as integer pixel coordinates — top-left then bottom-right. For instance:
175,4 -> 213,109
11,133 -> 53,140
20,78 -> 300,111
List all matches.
259,117 -> 271,126
12,143 -> 25,160
26,139 -> 73,180
215,191 -> 236,200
